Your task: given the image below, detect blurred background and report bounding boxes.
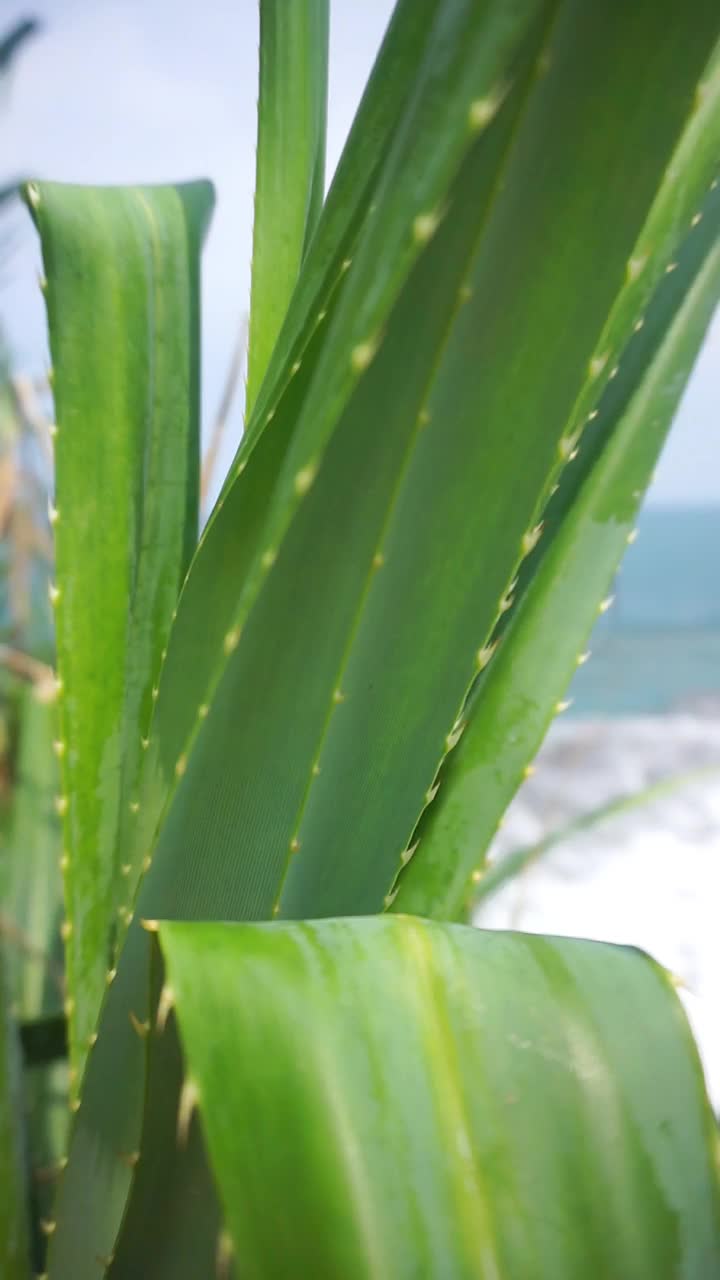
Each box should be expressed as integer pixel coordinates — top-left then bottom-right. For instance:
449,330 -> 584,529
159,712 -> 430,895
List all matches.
1,2 -> 718,1106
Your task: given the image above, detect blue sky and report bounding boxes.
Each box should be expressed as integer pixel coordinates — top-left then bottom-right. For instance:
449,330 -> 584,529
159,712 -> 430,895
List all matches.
2,0 -> 718,505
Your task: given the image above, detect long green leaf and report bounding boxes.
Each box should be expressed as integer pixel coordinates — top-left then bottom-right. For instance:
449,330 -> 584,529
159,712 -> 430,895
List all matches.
392,159 -> 720,920
245,0 -> 329,418
243,0 -> 456,440
23,181 -> 213,1084
150,0 -> 720,926
123,0 -> 550,918
158,916 -> 720,1279
108,0 -> 492,922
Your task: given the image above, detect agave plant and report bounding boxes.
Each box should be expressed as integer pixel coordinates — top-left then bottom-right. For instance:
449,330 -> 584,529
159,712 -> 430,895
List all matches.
3,0 -> 720,1275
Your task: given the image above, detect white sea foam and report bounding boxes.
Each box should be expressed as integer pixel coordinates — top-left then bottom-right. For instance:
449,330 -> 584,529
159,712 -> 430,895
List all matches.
475,715 -> 720,1107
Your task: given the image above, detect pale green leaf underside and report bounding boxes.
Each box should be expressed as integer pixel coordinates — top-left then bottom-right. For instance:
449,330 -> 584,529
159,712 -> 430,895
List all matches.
246,0 -> 329,418
24,180 -> 213,1085
159,916 -> 720,1280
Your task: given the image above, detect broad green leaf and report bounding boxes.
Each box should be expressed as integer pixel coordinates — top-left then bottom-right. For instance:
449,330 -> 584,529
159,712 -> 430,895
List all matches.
123,0 -> 551,917
214,0 -> 551,614
23,180 -> 213,1082
245,0 -> 329,417
144,54 -> 550,923
110,0 -> 475,917
158,916 -> 720,1280
392,156 -> 720,921
149,0 -> 720,926
0,959 -> 29,1280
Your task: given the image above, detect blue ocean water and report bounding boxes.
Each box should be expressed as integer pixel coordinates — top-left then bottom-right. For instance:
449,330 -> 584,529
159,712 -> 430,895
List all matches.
569,506 -> 720,715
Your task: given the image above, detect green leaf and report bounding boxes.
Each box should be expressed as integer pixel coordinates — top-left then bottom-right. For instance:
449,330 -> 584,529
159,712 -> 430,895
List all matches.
122,0 -> 551,920
158,916 -> 720,1280
146,0 -> 720,926
392,148 -> 720,921
0,959 -> 30,1280
23,180 -> 214,1084
45,5 -> 720,1273
112,0 -> 457,927
245,0 -> 329,418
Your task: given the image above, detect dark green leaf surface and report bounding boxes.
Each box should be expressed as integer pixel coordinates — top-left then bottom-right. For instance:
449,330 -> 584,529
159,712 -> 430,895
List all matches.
160,916 -> 720,1280
147,0 -> 720,926
125,0 -> 551,911
393,177 -> 720,921
245,0 -> 329,416
24,181 -> 213,1081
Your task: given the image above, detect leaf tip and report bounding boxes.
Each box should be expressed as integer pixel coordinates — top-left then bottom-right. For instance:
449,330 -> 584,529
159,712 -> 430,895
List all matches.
177,1078 -> 200,1147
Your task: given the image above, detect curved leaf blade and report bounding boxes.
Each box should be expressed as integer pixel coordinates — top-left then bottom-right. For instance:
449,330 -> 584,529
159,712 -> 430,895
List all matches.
137,0 -> 720,930
23,180 -> 213,1082
392,164 -> 720,920
159,916 -> 720,1280
121,0 -> 552,920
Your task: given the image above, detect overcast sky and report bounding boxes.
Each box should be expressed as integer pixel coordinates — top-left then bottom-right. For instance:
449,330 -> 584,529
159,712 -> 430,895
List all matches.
2,0 -> 717,506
